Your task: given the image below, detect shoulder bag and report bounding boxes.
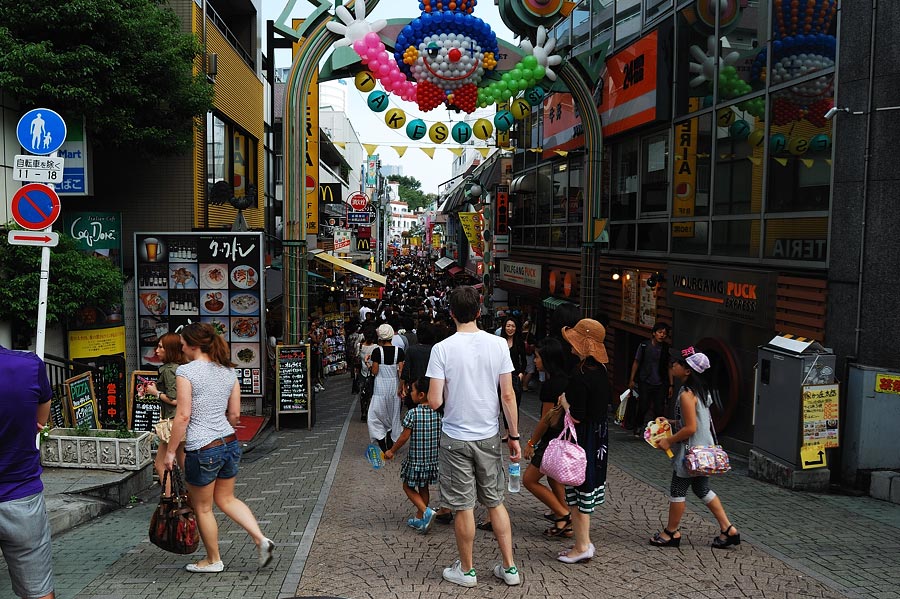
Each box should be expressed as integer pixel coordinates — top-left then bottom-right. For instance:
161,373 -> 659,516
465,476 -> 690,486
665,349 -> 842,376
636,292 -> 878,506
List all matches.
149,466 -> 200,554
684,402 -> 731,476
540,412 -> 587,486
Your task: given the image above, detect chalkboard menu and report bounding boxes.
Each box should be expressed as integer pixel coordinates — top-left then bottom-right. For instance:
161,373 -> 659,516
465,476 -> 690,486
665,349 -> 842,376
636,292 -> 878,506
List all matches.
49,387 -> 68,428
133,232 -> 265,399
276,344 -> 310,414
129,370 -> 162,433
64,372 -> 100,429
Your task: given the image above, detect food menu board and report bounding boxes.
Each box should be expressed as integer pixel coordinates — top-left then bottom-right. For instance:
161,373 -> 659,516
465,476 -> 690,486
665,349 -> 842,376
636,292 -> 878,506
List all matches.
129,370 -> 162,433
276,344 -> 310,413
134,232 -> 265,398
64,372 -> 100,429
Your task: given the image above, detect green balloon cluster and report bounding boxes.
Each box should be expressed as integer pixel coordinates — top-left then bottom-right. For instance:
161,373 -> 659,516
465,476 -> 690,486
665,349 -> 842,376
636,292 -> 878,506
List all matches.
477,55 -> 547,108
719,66 -> 765,119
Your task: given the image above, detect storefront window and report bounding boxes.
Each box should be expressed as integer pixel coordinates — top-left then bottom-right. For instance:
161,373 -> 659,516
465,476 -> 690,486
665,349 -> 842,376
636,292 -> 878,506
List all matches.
537,163 -> 553,224
645,0 -> 672,23
610,138 -> 639,220
567,225 -> 582,249
674,7 -> 711,117
207,113 -> 227,189
610,223 -> 635,251
641,132 -> 669,215
551,225 -> 566,246
716,1 -> 766,103
536,226 -> 550,247
638,222 -> 668,251
206,112 -> 257,206
764,217 -> 828,262
672,111 -> 712,219
572,2 -> 592,53
766,75 -> 833,213
712,219 -> 760,258
520,189 -> 536,225
568,163 -> 584,223
713,100 -> 764,215
552,163 -> 568,223
592,0 -> 614,51
671,220 -> 708,254
769,0 -> 837,86
615,0 -> 642,48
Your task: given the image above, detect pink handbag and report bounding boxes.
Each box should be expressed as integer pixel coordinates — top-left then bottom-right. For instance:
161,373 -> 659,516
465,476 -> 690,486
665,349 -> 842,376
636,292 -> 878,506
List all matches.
539,412 -> 587,486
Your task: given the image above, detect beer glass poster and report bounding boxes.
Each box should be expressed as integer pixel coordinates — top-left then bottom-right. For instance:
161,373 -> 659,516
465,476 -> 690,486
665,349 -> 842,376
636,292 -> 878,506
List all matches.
134,232 -> 265,397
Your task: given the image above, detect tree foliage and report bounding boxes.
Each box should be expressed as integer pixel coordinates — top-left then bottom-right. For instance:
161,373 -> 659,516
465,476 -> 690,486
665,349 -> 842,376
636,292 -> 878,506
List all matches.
0,0 -> 214,155
391,175 -> 432,212
0,226 -> 124,330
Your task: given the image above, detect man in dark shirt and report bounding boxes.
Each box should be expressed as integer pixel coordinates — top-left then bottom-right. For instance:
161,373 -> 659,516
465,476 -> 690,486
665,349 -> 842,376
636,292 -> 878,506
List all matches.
628,323 -> 673,436
0,346 -> 55,599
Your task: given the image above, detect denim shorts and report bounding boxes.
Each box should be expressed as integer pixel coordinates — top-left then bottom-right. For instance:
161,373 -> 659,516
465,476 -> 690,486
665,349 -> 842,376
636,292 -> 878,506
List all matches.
184,439 -> 241,487
0,492 -> 54,598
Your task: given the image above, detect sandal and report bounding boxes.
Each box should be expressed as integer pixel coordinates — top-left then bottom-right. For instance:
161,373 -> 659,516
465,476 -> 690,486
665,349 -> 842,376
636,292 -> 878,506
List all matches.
543,520 -> 573,538
649,528 -> 681,548
476,520 -> 493,532
712,524 -> 741,548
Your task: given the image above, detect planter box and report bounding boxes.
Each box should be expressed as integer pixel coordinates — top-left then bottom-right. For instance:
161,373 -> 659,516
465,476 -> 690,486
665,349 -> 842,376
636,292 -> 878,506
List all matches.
41,429 -> 153,471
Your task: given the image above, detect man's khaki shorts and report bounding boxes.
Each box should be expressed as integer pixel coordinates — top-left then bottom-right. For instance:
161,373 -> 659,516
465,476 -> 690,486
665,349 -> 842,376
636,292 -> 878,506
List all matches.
438,432 -> 505,511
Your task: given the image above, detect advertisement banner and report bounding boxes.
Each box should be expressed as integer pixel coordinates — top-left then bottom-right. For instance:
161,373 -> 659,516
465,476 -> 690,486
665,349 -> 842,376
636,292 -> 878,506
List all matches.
639,272 -> 658,327
542,93 -> 584,158
458,212 -> 484,257
69,327 -> 127,359
598,30 -> 659,137
306,69 -> 320,234
134,232 -> 265,397
58,118 -> 89,195
802,384 -> 840,449
333,228 -> 351,253
876,373 -> 900,395
667,264 -> 777,329
672,99 -> 699,233
366,155 -> 379,187
621,270 -> 639,323
498,260 -> 542,288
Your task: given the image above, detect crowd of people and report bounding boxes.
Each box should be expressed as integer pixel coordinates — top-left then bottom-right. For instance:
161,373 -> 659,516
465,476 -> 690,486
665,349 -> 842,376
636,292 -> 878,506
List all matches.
333,255 -> 741,587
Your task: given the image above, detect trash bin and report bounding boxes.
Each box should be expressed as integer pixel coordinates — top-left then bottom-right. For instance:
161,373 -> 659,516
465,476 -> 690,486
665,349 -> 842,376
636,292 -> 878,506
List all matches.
749,334 -> 836,491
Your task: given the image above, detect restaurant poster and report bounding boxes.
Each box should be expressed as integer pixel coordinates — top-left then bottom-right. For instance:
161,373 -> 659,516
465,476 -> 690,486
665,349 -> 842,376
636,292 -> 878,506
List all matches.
134,232 -> 265,398
802,384 -> 839,449
621,269 -> 639,323
639,272 -> 657,327
65,211 -> 128,427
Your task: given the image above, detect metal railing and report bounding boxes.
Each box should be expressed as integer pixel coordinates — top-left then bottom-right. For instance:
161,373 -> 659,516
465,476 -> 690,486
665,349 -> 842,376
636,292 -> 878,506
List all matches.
206,3 -> 254,70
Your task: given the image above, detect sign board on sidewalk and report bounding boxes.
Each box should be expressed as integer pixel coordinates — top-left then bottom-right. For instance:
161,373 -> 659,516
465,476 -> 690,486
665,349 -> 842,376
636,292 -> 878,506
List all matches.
11,183 -> 62,230
129,371 -> 162,433
362,286 -> 381,299
13,155 -> 65,183
16,108 -> 67,155
8,230 -> 59,247
275,344 -> 311,430
64,372 -> 100,429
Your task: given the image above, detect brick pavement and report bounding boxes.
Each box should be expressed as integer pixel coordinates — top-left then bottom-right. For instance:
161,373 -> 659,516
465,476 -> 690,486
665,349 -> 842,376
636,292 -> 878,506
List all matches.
2,375 -> 898,598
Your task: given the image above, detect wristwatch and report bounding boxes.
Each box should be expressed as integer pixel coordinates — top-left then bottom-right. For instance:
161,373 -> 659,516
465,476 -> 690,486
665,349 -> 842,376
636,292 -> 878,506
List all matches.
507,435 -> 520,441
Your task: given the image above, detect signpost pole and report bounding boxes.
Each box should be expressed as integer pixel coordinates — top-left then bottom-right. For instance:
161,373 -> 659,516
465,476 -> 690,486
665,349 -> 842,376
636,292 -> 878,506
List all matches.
35,235 -> 51,360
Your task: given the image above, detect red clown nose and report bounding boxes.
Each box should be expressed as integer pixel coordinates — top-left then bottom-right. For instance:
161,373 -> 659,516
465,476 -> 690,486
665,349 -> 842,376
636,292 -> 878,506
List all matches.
448,48 -> 462,62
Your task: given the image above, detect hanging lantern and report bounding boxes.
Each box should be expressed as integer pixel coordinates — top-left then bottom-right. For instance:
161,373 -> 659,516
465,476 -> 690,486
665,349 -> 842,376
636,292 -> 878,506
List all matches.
367,90 -> 389,112
355,71 -> 377,92
452,122 -> 473,144
473,118 -> 494,140
406,119 -> 427,140
385,108 -> 407,129
494,110 -> 514,132
510,98 -> 532,120
429,122 -> 449,144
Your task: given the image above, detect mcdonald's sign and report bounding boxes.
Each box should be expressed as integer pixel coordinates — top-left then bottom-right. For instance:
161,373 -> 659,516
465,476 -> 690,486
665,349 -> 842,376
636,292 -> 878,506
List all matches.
356,237 -> 371,252
319,183 -> 341,205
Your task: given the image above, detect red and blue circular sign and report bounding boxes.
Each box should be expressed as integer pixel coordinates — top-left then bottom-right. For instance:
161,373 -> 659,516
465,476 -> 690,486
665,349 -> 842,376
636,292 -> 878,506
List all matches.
11,183 -> 61,230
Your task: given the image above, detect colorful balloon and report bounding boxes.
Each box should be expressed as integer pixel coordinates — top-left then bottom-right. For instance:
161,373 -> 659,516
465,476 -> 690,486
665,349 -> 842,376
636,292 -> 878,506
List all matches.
451,122 -> 473,144
525,86 -> 546,106
809,133 -> 832,153
769,133 -> 787,154
729,119 -> 751,140
406,119 -> 427,140
367,90 -> 389,112
494,110 -> 514,132
787,136 -> 809,155
747,128 -> 765,148
510,98 -> 532,120
385,108 -> 407,129
354,71 -> 376,92
473,118 -> 493,140
429,122 -> 449,144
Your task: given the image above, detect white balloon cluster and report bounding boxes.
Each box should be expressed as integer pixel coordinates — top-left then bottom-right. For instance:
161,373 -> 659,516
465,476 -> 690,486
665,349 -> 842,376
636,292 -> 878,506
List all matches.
770,53 -> 834,88
413,33 -> 485,91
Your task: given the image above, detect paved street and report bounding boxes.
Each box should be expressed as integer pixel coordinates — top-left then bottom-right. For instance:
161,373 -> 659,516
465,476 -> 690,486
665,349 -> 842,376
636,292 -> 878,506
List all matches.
2,374 -> 899,598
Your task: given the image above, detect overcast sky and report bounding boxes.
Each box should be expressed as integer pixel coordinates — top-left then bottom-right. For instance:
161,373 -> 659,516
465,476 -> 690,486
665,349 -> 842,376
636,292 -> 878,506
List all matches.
262,1 -> 517,194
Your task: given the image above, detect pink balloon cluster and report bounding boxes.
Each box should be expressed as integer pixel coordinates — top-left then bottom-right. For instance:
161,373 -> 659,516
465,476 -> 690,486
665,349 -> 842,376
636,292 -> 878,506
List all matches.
353,33 -> 416,102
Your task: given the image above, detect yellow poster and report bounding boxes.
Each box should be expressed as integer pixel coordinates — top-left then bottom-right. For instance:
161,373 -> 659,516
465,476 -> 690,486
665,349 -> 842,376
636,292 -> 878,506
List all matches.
432,233 -> 441,249
458,212 -> 484,256
293,19 -> 319,235
800,444 -> 827,469
802,384 -> 840,448
69,326 -> 127,360
876,373 -> 900,395
621,270 -> 638,324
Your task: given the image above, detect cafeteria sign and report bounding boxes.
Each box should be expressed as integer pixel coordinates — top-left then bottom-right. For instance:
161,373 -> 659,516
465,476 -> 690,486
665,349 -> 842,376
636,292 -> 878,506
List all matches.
65,212 -> 121,251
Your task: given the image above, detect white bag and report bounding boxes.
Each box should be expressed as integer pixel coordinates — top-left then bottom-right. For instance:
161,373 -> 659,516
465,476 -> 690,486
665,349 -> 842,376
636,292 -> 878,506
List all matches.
615,390 -> 630,424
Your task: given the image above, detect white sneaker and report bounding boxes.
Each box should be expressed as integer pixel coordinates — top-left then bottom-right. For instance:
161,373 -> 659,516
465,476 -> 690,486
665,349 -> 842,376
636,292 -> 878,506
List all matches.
258,537 -> 275,568
493,563 -> 521,585
442,560 -> 477,587
185,560 -> 224,573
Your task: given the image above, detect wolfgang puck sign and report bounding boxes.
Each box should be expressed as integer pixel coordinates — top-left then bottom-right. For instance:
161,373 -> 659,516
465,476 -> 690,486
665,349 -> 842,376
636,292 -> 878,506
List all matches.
667,264 -> 776,328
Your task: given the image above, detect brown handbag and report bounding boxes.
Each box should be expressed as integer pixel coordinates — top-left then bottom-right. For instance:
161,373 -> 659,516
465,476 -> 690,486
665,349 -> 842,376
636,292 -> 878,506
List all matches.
149,466 -> 200,554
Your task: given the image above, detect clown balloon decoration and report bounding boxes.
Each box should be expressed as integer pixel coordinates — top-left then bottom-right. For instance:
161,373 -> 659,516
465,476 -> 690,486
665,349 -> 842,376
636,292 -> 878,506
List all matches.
326,0 -> 561,114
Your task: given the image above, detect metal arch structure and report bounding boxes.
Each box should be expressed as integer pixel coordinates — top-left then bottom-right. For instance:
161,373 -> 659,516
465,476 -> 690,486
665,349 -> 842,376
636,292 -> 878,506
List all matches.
276,0 -> 604,342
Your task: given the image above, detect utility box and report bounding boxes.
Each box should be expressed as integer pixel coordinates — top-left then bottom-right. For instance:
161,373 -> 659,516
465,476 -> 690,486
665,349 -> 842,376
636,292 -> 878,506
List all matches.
750,335 -> 836,491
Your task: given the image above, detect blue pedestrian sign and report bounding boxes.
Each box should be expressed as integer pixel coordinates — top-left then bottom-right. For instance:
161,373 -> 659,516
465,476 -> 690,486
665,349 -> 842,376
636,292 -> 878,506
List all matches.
16,108 -> 67,156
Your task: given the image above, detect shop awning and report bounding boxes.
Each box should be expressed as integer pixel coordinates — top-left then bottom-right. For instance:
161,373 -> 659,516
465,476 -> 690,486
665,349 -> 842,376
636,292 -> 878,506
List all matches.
310,249 -> 387,285
434,257 -> 455,270
542,296 -> 575,310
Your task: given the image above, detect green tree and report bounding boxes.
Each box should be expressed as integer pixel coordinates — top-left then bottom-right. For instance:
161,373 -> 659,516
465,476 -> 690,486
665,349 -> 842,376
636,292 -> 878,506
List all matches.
0,0 -> 214,155
392,175 -> 431,212
0,226 -> 124,331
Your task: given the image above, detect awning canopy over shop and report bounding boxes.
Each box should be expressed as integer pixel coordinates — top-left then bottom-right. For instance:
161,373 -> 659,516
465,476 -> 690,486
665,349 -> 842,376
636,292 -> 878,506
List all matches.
310,249 -> 387,285
434,257 -> 456,270
542,296 -> 576,310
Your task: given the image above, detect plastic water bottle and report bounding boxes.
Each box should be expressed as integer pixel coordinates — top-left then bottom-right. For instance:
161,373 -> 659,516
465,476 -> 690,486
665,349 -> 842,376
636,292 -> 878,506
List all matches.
507,462 -> 521,493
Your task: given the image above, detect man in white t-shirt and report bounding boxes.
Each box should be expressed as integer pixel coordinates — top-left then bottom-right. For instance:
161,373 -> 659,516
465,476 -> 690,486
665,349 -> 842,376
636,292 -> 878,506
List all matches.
427,286 -> 521,588
358,303 -> 373,323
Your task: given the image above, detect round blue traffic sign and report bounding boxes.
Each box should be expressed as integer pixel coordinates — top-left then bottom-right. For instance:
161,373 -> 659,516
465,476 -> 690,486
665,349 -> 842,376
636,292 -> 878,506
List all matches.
11,183 -> 61,230
16,108 -> 67,156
